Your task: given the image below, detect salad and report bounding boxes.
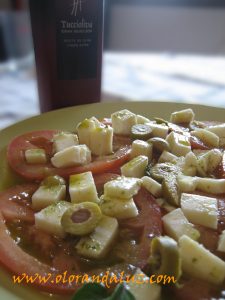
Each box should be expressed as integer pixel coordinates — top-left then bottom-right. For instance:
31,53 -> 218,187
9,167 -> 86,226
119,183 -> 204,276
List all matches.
0,107 -> 225,300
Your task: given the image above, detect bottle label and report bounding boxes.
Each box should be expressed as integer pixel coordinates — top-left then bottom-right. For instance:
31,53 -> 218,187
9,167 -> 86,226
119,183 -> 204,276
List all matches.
55,0 -> 99,80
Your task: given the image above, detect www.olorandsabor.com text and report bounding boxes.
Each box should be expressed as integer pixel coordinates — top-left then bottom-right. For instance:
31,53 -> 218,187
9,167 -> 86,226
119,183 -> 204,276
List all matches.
12,271 -> 176,288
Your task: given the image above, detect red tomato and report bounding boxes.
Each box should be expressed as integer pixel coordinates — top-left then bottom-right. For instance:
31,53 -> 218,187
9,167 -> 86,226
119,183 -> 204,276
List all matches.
7,130 -> 131,181
0,184 -> 78,294
0,178 -> 162,295
120,188 -> 162,268
0,184 -> 37,223
190,135 -> 210,150
174,278 -> 219,300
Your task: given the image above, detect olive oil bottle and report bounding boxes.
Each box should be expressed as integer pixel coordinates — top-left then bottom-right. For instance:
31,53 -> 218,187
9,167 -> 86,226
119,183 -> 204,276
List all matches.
29,0 -> 104,112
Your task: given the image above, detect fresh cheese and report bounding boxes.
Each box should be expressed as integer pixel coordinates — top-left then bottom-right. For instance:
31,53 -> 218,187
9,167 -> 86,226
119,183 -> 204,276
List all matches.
100,195 -> 138,219
89,125 -> 113,156
136,114 -> 151,124
75,216 -> 118,259
206,123 -> 225,138
196,149 -> 222,176
145,122 -> 168,139
52,132 -> 79,153
76,117 -> 102,147
131,140 -> 153,160
166,132 -> 191,157
111,109 -> 137,135
196,177 -> 225,194
35,201 -> 71,237
191,129 -> 219,148
69,172 -> 99,204
25,148 -> 47,164
104,176 -> 141,200
180,193 -> 218,230
177,174 -> 225,194
158,151 -> 178,163
177,174 -> 198,193
121,155 -> 148,178
170,108 -> 195,124
32,184 -> 66,210
182,151 -> 198,176
141,176 -> 162,197
162,208 -> 200,241
179,235 -> 225,285
125,268 -> 161,300
51,145 -> 91,168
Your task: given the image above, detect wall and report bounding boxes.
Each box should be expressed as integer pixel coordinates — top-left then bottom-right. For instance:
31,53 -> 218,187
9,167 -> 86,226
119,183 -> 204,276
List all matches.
107,5 -> 225,54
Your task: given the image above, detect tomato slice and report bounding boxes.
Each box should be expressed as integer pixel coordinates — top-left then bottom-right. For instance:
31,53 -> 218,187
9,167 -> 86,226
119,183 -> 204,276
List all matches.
120,188 -> 162,268
190,135 -> 210,150
0,184 -> 78,294
0,184 -> 37,223
0,178 -> 162,295
7,130 -> 131,181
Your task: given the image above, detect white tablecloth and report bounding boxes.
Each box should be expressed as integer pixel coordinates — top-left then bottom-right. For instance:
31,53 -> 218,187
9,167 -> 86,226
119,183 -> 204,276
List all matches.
0,52 -> 225,129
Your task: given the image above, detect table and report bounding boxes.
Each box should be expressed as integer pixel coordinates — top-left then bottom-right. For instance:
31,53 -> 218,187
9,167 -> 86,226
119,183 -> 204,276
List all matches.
0,52 -> 225,129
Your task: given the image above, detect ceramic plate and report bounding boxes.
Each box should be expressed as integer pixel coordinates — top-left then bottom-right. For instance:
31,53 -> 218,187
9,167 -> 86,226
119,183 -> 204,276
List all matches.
0,101 -> 224,300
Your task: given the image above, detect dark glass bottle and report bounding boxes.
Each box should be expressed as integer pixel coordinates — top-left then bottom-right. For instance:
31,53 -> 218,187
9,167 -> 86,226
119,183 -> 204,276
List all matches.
29,0 -> 104,112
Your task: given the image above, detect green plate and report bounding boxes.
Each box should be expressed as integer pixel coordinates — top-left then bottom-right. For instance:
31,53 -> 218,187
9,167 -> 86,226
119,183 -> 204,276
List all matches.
0,101 -> 224,300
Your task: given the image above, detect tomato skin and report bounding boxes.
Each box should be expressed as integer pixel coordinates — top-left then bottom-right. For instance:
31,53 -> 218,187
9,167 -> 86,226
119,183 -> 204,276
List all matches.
120,188 -> 162,268
190,135 -> 210,150
0,184 -> 80,294
174,278 -> 218,300
7,130 -> 131,181
0,179 -> 163,295
0,184 -> 37,223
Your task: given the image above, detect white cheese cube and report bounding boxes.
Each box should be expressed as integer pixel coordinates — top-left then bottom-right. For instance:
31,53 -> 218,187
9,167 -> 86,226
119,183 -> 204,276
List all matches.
191,129 -> 219,148
158,151 -> 178,163
35,201 -> 71,237
206,123 -> 225,138
32,184 -> 66,210
197,149 -> 222,176
126,268 -> 161,300
184,151 -> 198,167
104,176 -> 141,200
76,216 -> 118,259
121,155 -> 148,178
25,148 -> 47,164
170,108 -> 195,124
163,208 -> 200,241
196,177 -> 225,194
181,193 -> 218,230
51,145 -> 91,168
111,109 -> 137,135
69,171 -> 99,204
141,176 -> 162,197
177,174 -> 198,193
53,132 -> 79,153
145,122 -> 168,139
166,132 -> 191,157
90,125 -> 113,156
76,117 -> 101,147
182,152 -> 197,176
100,195 -> 138,219
155,198 -> 176,213
179,235 -> 225,285
218,230 -> 225,252
136,115 -> 151,124
131,140 -> 153,160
